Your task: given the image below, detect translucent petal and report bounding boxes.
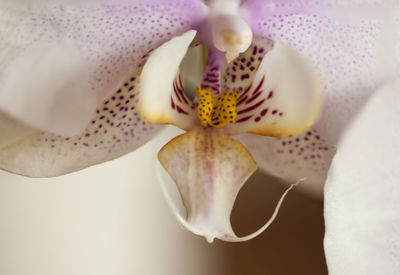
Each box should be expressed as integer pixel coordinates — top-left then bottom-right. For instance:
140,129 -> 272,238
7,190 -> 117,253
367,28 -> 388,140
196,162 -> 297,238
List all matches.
324,79 -> 400,274
138,30 -> 198,130
0,112 -> 35,149
241,0 -> 400,144
236,129 -> 335,197
223,39 -> 322,137
0,0 -> 207,135
157,126 -> 257,242
0,63 -> 161,177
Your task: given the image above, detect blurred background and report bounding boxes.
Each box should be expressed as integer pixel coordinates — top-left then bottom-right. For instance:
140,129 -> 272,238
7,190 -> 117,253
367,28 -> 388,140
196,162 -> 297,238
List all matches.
0,127 -> 327,275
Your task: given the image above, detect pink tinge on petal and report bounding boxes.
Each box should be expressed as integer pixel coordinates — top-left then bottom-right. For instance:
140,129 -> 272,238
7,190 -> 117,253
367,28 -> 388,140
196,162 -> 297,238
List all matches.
0,0 -> 207,135
200,49 -> 225,96
222,36 -> 273,93
158,126 -> 257,242
241,1 -> 400,144
223,39 -> 322,137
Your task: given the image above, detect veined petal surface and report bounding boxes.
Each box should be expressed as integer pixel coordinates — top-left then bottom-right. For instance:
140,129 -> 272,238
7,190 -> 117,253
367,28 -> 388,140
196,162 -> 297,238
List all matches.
158,126 -> 257,242
0,0 -> 207,135
324,79 -> 400,275
242,0 -> 400,144
220,37 -> 326,196
223,39 -> 322,137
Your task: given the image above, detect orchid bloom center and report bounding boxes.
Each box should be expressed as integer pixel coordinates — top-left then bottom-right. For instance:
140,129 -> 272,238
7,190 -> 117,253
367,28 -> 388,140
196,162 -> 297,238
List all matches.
197,86 -> 239,128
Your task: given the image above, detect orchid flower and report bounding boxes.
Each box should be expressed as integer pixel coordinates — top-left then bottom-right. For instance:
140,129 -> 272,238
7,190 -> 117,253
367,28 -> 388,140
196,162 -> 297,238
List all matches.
0,0 -> 399,250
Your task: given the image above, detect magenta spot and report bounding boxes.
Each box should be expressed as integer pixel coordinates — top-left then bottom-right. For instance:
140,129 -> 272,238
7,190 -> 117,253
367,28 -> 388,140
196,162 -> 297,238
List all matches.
241,74 -> 250,80
267,90 -> 274,99
254,117 -> 261,122
252,46 -> 258,55
272,110 -> 278,115
260,108 -> 268,116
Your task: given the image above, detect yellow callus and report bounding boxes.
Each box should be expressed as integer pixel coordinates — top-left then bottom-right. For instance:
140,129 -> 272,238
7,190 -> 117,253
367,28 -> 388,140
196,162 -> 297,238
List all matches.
197,86 -> 239,128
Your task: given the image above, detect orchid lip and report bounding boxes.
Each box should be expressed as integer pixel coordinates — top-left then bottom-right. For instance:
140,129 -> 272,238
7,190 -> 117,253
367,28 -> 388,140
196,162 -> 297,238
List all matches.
157,154 -> 302,243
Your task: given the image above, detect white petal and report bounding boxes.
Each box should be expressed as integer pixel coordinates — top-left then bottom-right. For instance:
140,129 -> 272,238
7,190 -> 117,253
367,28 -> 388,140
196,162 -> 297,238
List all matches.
0,64 -> 161,177
138,30 -> 198,130
0,40 -> 95,136
0,112 -> 35,149
157,126 -> 296,242
242,1 -> 400,144
224,39 -> 322,137
236,129 -> 335,197
157,126 -> 257,242
324,79 -> 400,275
0,1 -> 207,135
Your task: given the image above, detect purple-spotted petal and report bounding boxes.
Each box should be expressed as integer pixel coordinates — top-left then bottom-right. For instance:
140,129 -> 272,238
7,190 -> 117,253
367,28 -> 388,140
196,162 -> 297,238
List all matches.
0,60 -> 161,177
158,126 -> 257,242
199,49 -> 225,96
138,30 -> 198,130
241,0 -> 400,144
236,129 -> 335,197
324,79 -> 400,274
0,0 -> 207,136
223,39 -> 322,137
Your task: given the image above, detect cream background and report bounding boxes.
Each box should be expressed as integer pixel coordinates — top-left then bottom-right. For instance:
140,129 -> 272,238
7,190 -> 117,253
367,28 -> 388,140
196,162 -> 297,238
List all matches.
0,126 -> 327,275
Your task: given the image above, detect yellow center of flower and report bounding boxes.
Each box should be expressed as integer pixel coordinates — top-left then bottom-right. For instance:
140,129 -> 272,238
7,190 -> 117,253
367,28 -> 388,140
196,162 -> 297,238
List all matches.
197,86 -> 239,128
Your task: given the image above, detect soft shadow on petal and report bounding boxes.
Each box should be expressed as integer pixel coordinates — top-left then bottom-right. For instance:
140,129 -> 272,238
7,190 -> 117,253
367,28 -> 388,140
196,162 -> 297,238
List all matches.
243,1 -> 400,145
0,40 -> 96,136
158,126 -> 257,242
139,30 -> 198,130
224,39 -> 322,137
235,130 -> 335,198
0,0 -> 207,135
0,60 -> 161,177
157,126 -> 298,242
0,112 -> 35,149
324,79 -> 400,275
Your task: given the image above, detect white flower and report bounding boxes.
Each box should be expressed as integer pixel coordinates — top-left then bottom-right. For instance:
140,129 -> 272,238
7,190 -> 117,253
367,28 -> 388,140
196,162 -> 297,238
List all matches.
0,0 -> 399,270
